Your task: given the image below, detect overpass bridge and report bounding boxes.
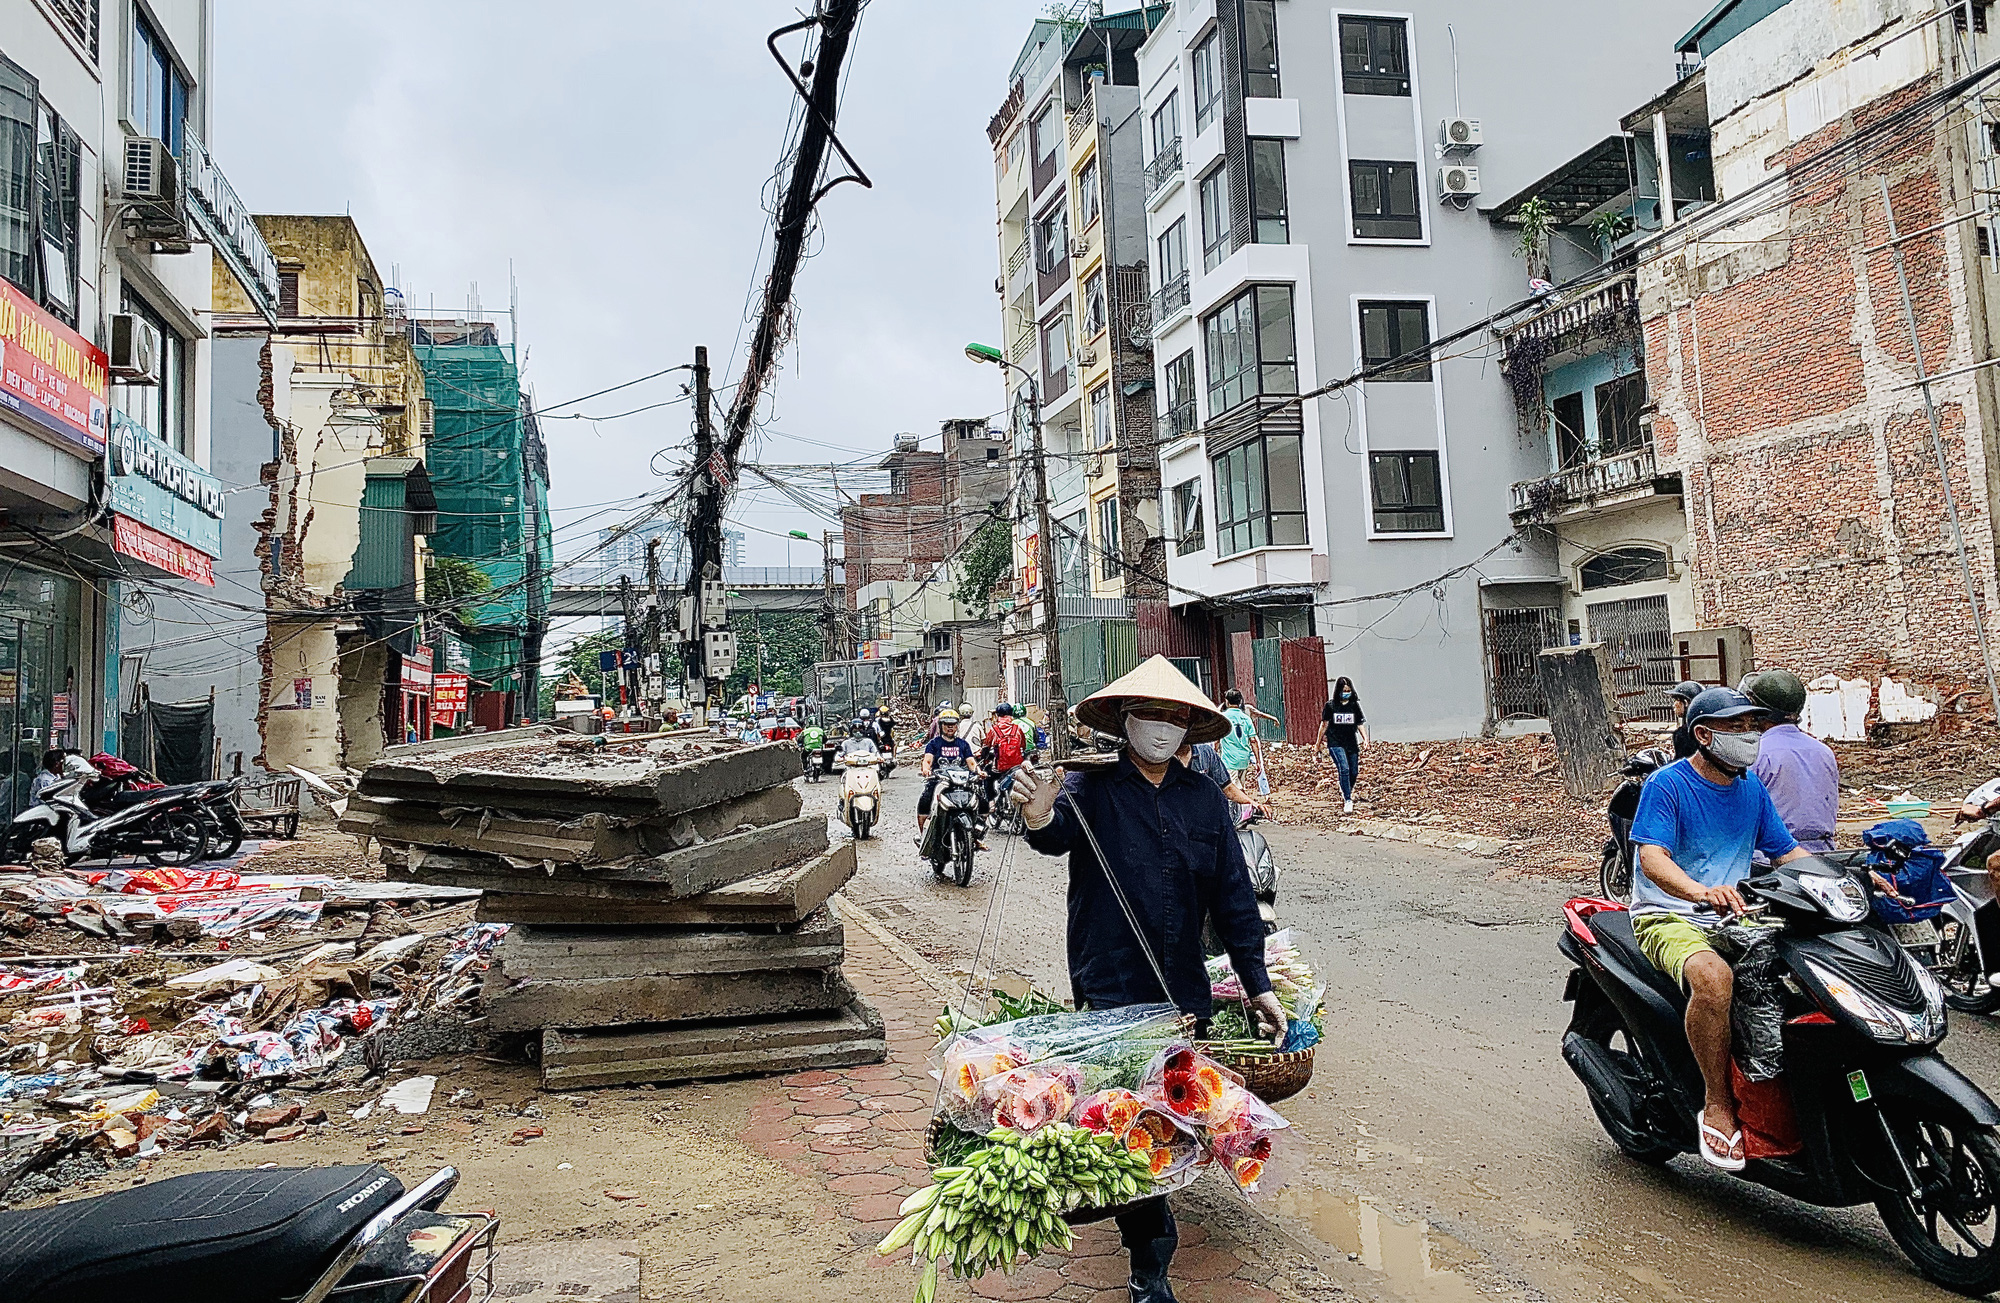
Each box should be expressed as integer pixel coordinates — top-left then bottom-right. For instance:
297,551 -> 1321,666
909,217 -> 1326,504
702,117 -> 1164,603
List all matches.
547,565 -> 829,617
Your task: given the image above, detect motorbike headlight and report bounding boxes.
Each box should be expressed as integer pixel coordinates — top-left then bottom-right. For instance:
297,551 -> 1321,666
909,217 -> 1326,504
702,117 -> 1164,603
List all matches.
1803,959 -> 1946,1046
1797,872 -> 1871,923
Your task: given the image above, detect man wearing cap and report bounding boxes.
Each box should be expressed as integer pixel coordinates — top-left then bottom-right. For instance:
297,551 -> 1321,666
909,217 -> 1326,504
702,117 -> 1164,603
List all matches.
1668,680 -> 1705,759
916,710 -> 980,843
1742,669 -> 1839,855
1008,655 -> 1286,1303
1629,686 -> 1813,1173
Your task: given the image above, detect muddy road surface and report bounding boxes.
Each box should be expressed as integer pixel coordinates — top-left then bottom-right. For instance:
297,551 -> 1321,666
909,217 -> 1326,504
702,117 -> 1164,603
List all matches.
821,762 -> 2000,1302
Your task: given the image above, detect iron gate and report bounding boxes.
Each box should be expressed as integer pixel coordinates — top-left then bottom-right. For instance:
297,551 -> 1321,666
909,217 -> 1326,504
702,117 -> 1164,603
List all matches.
1485,607 -> 1562,720
1586,594 -> 1674,721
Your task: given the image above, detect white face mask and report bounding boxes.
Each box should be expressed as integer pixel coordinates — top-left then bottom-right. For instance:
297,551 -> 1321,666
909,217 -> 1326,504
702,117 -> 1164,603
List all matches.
1125,715 -> 1189,765
1701,728 -> 1764,772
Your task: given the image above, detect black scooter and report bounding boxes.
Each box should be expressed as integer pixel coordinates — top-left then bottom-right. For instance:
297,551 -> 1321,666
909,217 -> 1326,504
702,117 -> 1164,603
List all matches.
0,1164 -> 495,1303
921,763 -> 984,888
1559,859 -> 2000,1294
1600,746 -> 1669,902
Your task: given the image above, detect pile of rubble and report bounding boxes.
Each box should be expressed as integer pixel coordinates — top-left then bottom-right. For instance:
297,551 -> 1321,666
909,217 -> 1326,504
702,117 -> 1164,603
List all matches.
344,727 -> 886,1089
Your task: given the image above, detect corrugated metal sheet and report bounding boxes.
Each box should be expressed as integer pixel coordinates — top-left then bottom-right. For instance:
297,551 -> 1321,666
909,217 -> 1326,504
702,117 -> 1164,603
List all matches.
1280,637 -> 1326,745
349,474 -> 410,591
1135,599 -> 1209,659
1252,637 -> 1285,740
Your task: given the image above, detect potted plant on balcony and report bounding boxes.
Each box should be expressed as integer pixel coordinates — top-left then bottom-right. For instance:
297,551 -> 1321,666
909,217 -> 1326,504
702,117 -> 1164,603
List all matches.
1513,196 -> 1556,290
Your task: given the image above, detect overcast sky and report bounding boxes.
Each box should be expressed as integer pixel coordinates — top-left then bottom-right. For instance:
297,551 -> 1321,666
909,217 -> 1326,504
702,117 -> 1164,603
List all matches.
213,1 -> 1050,568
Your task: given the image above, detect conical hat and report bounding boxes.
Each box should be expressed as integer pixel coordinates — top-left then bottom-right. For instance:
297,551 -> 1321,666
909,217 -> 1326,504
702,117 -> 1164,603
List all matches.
1075,655 -> 1231,745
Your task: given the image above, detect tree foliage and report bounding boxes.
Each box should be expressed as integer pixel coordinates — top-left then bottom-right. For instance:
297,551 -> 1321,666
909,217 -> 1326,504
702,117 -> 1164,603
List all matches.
536,627 -> 622,718
427,556 -> 494,629
951,517 -> 1014,618
724,610 -> 820,700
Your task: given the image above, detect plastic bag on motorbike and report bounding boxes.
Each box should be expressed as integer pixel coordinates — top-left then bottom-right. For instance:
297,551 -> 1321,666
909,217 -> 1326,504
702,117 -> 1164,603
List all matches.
1714,922 -> 1786,1082
1862,818 -> 1954,924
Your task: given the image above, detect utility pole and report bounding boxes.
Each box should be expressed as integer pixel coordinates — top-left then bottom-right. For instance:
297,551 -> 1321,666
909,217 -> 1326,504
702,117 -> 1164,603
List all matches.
643,536 -> 664,718
1025,387 -> 1070,760
821,529 -> 840,664
680,345 -> 730,721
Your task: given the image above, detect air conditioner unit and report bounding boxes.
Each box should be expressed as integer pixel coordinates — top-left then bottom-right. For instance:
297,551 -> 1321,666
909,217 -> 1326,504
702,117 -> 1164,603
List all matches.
1440,164 -> 1481,198
1441,117 -> 1483,150
1076,347 -> 1098,367
108,313 -> 162,384
120,134 -> 190,248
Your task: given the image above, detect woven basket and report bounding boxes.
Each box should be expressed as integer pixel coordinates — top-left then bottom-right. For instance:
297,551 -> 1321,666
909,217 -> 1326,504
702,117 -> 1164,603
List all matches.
1197,1043 -> 1316,1103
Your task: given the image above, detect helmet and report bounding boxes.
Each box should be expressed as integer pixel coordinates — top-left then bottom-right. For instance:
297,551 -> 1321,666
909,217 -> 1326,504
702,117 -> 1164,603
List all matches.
995,703 -> 1014,717
1740,668 -> 1808,721
937,709 -> 960,724
1668,681 -> 1705,704
850,718 -> 870,735
1684,687 -> 1772,732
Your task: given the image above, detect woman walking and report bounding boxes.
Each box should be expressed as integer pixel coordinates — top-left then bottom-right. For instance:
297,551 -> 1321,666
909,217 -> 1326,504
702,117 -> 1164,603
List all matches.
1316,677 -> 1369,814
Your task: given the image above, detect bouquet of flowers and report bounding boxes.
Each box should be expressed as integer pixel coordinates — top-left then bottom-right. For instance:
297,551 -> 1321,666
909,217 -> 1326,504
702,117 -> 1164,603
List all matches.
1141,1046 -> 1290,1193
1207,928 -> 1315,1004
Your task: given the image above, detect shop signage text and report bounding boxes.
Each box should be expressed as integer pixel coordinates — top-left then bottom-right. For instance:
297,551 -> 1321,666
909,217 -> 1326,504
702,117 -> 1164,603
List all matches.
0,280 -> 108,457
402,644 -> 434,693
431,672 -> 469,726
109,411 -> 223,562
112,513 -> 215,585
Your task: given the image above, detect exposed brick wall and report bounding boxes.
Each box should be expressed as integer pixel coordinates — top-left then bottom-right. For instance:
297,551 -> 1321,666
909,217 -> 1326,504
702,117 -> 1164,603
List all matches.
1642,75 -> 2000,710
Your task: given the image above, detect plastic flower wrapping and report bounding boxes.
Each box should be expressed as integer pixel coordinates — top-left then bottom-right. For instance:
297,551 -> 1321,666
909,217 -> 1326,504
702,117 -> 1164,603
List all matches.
1141,1046 -> 1290,1193
1206,928 -> 1315,1004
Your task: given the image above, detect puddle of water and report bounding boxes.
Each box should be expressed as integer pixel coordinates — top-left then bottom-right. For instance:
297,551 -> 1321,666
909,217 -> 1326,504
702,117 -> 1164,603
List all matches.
1276,1186 -> 1490,1303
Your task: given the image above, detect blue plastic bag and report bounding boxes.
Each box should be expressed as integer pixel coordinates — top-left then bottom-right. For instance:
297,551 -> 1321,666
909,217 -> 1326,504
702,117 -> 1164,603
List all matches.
1863,819 -> 1955,924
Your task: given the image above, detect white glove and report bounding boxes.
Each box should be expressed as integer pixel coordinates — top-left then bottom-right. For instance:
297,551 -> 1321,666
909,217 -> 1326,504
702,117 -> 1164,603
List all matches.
1008,766 -> 1063,830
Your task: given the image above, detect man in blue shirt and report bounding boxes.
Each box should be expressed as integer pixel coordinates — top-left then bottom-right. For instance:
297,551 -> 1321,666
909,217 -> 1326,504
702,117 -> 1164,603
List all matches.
1629,687 -> 1812,1172
1009,656 -> 1284,1303
916,710 -> 979,842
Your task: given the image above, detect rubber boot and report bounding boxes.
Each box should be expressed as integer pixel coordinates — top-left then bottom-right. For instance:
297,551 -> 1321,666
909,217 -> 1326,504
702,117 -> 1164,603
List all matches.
1120,1205 -> 1178,1303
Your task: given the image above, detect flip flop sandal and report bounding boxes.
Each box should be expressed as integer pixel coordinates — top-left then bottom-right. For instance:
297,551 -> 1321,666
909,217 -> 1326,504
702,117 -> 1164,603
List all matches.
1696,1114 -> 1747,1172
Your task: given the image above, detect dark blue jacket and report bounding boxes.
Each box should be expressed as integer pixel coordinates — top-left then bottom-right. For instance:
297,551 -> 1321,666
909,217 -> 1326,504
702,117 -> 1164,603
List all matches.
1024,755 -> 1272,1017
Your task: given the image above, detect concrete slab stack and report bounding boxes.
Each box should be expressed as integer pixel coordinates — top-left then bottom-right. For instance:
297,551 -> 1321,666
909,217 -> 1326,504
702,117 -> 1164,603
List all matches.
342,727 -> 885,1087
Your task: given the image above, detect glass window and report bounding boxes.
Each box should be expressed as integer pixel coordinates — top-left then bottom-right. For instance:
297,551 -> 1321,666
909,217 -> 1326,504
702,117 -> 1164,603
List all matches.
0,57 -> 32,298
1031,101 -> 1059,165
115,287 -> 187,453
1199,167 -> 1231,271
1250,139 -> 1288,244
1088,382 -> 1112,448
1097,496 -> 1122,579
1171,479 -> 1205,555
1193,30 -> 1221,134
1369,452 -> 1445,533
1551,392 -> 1587,469
1151,91 -> 1180,160
1340,16 -> 1411,96
1164,351 -> 1196,431
1077,157 -> 1100,229
1083,270 -> 1106,338
1006,127 -> 1027,174
1204,286 -> 1296,416
1350,160 -> 1422,240
1358,301 -> 1431,381
1,56 -> 82,324
1580,546 -> 1669,590
1242,0 -> 1280,98
130,11 -> 190,155
1057,510 -> 1087,591
1034,198 -> 1069,273
1157,218 -> 1187,288
1595,372 -> 1647,456
1041,310 -> 1072,396
1211,434 -> 1307,556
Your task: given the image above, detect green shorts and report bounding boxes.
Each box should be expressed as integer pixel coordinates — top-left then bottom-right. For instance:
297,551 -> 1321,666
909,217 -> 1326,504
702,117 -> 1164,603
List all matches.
1632,913 -> 1717,991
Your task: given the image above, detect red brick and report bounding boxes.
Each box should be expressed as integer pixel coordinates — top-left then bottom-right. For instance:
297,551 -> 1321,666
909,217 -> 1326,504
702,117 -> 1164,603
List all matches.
827,1172 -> 904,1196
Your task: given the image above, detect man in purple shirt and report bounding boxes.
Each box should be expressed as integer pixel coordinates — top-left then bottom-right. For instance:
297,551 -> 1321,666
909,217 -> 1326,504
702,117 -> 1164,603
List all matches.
1743,669 -> 1839,852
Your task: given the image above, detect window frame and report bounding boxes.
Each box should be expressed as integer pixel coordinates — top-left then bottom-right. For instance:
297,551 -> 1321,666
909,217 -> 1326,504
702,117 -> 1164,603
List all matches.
1192,29 -> 1221,134
1551,391 -> 1588,469
1170,478 -> 1205,556
1349,159 -> 1423,241
1241,0 -> 1281,98
1096,495 -> 1123,580
1057,509 -> 1087,592
1357,300 -> 1431,381
1157,217 -> 1188,288
129,9 -> 190,156
1,54 -> 83,325
1202,284 -> 1298,418
1033,197 -> 1070,275
1199,166 -> 1231,272
1250,138 -> 1288,245
1580,545 -> 1670,591
1150,91 -> 1180,161
1082,269 -> 1107,339
1368,451 -> 1446,535
1163,350 -> 1197,438
115,285 -> 189,455
1338,15 -> 1411,97
1077,156 -> 1100,230
1211,433 -> 1309,557
1087,381 -> 1112,449
1595,371 -> 1648,457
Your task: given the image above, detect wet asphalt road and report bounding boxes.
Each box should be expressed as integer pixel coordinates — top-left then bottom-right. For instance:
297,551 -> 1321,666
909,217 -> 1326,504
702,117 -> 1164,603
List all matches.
807,762 -> 2000,1303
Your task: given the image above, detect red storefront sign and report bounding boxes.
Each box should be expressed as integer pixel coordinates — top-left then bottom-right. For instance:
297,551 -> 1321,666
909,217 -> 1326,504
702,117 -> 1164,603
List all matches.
431,672 -> 469,726
112,513 -> 215,585
0,280 -> 108,456
401,644 -> 434,693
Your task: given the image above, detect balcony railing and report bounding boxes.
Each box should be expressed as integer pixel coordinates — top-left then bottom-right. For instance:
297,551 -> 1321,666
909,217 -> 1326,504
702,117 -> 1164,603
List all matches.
1151,272 -> 1190,329
1009,329 -> 1036,363
1069,84 -> 1096,146
1509,444 -> 1666,518
1157,402 -> 1199,443
1007,240 -> 1029,278
1500,270 -> 1638,362
47,0 -> 97,58
1145,138 -> 1183,199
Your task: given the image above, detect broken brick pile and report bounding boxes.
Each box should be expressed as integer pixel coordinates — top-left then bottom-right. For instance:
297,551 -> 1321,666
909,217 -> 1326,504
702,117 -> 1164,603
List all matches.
348,727 -> 886,1088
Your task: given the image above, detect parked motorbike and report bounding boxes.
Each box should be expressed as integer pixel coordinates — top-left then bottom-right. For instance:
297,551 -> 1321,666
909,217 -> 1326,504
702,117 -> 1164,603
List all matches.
1201,816 -> 1280,955
1558,858 -> 2000,1294
0,1163 -> 496,1303
7,776 -> 210,867
838,739 -> 885,840
1600,746 -> 1670,902
85,756 -> 248,860
1844,821 -> 2000,1016
920,763 -> 984,888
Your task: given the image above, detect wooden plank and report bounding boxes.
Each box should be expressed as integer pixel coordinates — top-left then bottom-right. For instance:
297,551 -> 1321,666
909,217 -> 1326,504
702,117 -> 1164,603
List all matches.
485,968 -> 852,1032
539,998 -> 886,1089
493,909 -> 842,981
474,844 -> 855,926
1537,643 -> 1626,800
390,817 -> 828,899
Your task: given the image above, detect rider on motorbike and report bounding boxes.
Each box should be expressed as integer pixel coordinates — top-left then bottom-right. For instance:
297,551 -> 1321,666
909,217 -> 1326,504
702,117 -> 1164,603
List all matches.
799,720 -> 827,774
1629,686 -> 1814,1171
916,710 -> 980,843
1740,668 -> 1839,855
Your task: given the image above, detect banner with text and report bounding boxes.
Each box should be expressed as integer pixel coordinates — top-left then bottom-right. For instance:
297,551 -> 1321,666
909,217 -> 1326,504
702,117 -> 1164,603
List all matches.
0,280 -> 108,457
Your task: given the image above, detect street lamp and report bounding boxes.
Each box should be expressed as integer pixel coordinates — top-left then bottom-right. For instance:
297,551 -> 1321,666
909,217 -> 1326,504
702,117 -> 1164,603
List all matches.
964,341 -> 1068,759
787,528 -> 809,569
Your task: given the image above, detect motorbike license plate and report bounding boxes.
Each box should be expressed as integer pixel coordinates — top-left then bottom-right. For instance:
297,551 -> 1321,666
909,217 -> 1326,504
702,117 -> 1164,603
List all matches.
1892,921 -> 1939,947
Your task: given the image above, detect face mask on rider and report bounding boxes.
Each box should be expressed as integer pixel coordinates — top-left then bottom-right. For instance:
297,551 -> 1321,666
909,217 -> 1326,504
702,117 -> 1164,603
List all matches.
1699,727 -> 1764,773
1124,715 -> 1189,765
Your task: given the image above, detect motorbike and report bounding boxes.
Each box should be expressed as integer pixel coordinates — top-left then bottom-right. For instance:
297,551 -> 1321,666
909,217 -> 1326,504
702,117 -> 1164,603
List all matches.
921,763 -> 984,888
1201,815 -> 1280,955
1847,820 -> 2000,1016
0,1163 -> 496,1303
85,756 -> 248,860
8,776 -> 211,867
1600,746 -> 1670,902
1558,857 -> 2000,1294
838,740 -> 885,840
804,747 -> 827,784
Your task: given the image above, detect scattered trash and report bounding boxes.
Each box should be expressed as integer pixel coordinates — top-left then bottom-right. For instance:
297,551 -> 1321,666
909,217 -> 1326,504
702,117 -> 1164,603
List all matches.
380,1075 -> 438,1115
508,1126 -> 545,1145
